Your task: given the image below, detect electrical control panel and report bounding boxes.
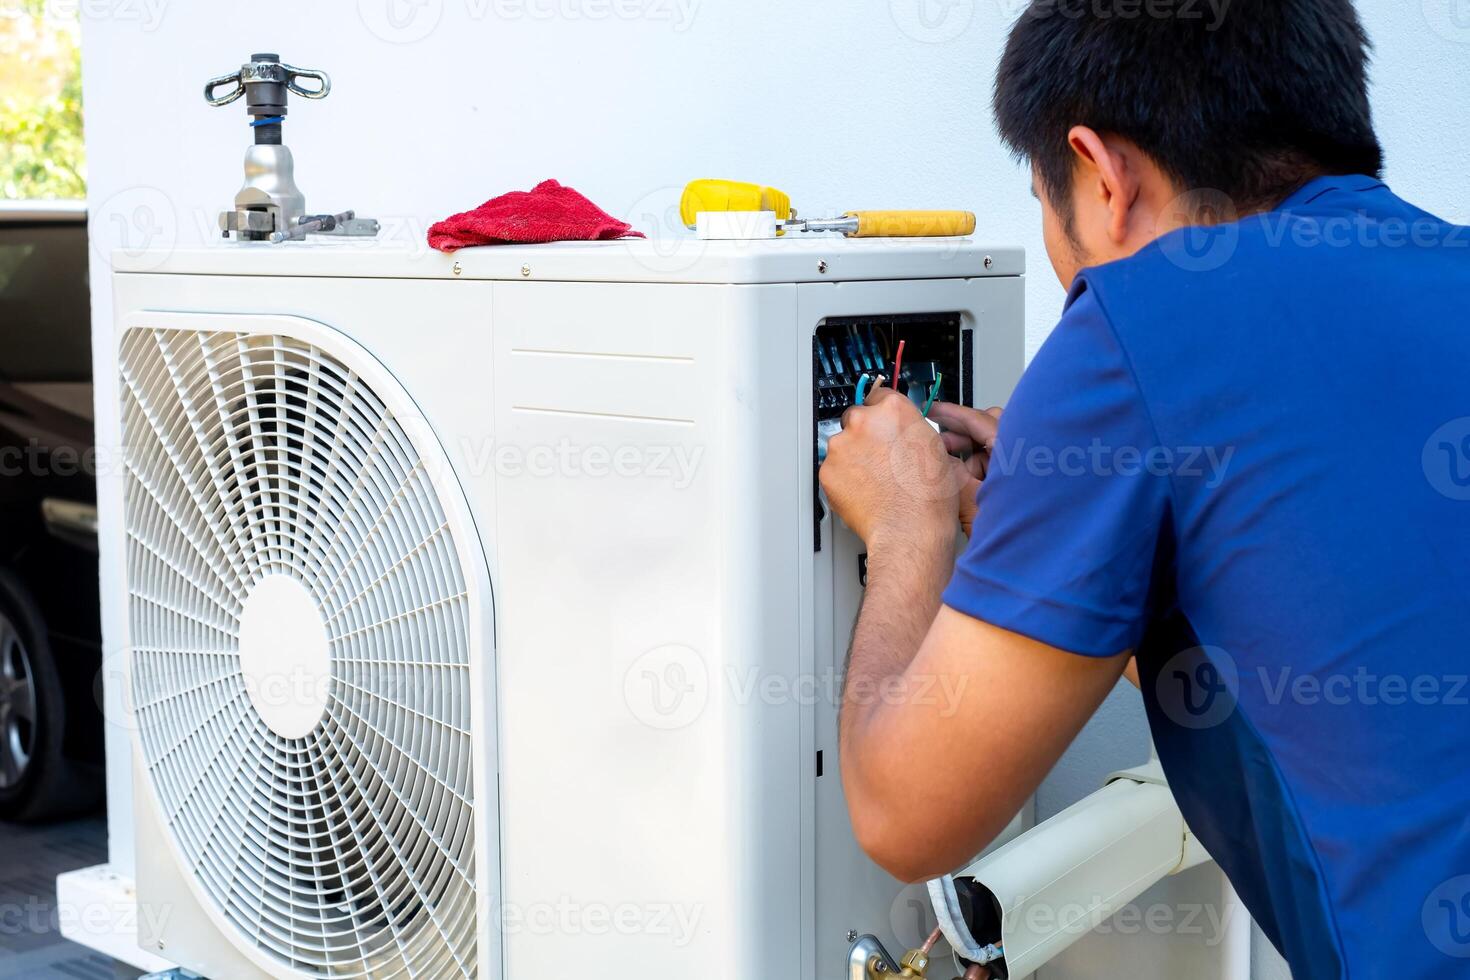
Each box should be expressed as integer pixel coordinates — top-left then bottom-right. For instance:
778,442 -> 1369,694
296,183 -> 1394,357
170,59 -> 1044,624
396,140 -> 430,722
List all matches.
812,313 -> 974,550
807,280 -> 1025,978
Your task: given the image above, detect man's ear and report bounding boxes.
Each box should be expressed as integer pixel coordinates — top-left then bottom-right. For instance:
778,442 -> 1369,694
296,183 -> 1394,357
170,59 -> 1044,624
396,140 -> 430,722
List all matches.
1067,126 -> 1140,245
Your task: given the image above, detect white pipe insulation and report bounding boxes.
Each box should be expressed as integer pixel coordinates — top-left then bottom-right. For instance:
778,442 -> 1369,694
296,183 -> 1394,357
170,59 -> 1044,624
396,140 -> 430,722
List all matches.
929,756 -> 1253,980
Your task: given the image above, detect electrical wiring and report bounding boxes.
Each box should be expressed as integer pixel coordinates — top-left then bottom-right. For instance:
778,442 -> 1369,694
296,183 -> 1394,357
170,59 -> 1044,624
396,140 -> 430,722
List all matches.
892,339 -> 906,389
923,373 -> 943,416
855,373 -> 887,406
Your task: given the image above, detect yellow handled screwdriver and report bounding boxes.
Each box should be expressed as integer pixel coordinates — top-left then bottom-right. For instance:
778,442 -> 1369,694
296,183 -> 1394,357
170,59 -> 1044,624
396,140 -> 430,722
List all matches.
680,179 -> 976,238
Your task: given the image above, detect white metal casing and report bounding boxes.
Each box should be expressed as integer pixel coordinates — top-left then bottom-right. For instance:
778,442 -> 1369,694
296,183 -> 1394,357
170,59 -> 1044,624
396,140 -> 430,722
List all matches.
99,237 -> 1026,979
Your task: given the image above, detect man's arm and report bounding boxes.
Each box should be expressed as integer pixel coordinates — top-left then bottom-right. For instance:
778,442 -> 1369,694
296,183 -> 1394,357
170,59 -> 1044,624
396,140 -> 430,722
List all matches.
821,387 -> 1130,882
843,598 -> 1128,883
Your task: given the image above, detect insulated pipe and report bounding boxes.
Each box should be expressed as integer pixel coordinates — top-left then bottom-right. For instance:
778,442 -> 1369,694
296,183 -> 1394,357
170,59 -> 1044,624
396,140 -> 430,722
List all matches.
930,759 -> 1208,977
1221,875 -> 1253,980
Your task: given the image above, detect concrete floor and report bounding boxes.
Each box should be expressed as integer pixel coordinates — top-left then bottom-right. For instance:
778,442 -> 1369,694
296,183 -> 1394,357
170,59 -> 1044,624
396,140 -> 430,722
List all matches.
0,815 -> 138,980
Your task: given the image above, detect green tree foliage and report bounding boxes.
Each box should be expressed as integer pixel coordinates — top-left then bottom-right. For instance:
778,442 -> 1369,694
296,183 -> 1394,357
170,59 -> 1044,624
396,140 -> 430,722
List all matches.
0,2 -> 86,199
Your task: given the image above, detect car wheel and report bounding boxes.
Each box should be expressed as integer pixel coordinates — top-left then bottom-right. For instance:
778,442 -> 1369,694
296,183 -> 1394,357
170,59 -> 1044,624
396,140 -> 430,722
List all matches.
0,571 -> 101,822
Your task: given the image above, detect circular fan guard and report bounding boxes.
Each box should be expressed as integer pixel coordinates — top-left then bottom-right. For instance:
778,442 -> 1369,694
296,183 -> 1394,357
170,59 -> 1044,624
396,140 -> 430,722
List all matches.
120,325 -> 480,978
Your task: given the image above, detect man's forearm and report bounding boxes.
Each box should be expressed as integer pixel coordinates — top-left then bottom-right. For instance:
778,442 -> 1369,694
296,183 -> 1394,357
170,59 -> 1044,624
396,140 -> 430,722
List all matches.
840,525 -> 954,741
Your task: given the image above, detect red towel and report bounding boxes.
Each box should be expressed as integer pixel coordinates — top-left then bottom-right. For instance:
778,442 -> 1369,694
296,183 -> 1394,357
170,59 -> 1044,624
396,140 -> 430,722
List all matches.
427,179 -> 645,252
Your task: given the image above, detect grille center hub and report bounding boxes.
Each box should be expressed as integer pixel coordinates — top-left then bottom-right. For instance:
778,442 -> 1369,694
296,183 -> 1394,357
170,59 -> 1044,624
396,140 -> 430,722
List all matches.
238,575 -> 331,739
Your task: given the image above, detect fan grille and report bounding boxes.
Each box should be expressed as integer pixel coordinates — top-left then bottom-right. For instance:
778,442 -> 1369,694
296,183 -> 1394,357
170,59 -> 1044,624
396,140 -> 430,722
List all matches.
120,326 -> 479,978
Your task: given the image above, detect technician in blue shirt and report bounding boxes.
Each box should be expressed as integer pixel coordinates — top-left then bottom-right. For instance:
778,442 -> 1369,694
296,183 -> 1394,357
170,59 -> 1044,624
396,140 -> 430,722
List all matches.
820,2 -> 1470,978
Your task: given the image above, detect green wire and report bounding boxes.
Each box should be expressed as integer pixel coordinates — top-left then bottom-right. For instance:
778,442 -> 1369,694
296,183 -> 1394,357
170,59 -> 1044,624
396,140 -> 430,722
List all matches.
922,373 -> 943,416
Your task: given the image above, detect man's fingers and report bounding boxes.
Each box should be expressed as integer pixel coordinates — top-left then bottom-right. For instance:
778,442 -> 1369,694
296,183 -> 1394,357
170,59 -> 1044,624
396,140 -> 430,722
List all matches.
941,431 -> 976,456
860,386 -> 905,408
949,457 -> 983,537
928,402 -> 1001,452
841,384 -> 913,430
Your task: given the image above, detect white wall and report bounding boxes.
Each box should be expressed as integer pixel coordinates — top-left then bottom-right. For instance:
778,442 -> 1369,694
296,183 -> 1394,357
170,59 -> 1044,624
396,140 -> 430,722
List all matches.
79,1 -> 1469,977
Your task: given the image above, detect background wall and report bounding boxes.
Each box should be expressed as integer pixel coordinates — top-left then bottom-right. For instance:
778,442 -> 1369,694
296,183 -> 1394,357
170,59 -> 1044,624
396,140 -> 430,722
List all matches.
79,1 -> 1468,977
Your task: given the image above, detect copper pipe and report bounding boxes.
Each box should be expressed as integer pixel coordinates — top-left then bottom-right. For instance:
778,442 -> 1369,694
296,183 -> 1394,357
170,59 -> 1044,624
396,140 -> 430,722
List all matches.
920,926 -> 944,954
962,965 -> 989,980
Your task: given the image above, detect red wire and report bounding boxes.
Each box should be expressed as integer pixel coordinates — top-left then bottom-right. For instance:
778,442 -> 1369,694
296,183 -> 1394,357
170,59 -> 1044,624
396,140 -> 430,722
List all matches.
892,340 -> 906,390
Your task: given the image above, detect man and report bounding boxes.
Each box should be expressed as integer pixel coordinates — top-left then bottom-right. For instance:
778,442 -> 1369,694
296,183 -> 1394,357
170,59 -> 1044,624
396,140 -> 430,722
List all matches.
819,2 -> 1470,977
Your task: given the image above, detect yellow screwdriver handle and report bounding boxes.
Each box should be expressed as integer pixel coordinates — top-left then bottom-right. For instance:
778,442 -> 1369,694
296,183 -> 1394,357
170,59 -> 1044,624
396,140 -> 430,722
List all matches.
680,179 -> 793,228
847,210 -> 976,238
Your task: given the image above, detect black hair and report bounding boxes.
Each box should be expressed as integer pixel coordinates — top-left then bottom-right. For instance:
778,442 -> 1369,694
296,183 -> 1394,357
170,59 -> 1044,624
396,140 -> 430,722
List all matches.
995,0 -> 1384,223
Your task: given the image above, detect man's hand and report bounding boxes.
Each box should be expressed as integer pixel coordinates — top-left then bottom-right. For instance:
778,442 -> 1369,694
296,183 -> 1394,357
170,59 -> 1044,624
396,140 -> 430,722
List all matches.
819,387 -> 970,546
930,402 -> 1003,478
929,402 -> 1003,536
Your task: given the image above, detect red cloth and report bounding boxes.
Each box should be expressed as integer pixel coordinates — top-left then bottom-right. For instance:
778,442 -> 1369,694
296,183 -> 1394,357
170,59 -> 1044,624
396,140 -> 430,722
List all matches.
427,179 -> 644,252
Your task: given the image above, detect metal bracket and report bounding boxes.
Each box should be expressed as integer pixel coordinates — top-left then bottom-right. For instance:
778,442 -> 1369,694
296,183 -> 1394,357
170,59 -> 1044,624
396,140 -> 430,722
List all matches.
848,935 -> 901,980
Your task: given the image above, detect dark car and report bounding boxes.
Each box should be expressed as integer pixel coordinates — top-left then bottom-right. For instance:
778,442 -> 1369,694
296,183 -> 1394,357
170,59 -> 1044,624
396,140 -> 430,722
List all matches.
0,201 -> 104,821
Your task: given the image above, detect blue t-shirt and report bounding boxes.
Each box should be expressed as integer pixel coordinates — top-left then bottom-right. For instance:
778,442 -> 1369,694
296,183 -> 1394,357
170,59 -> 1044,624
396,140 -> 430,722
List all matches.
943,176 -> 1470,979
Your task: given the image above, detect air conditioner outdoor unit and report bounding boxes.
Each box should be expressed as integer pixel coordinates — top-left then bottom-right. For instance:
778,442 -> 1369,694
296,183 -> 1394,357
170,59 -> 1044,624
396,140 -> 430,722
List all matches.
100,236 -> 1025,979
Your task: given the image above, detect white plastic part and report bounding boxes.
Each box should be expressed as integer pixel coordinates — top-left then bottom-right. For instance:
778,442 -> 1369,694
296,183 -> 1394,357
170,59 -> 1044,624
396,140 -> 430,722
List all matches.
92,240 -> 1027,980
930,759 -> 1208,977
54,865 -> 174,974
107,237 -> 1024,284
236,575 -> 331,738
117,312 -> 498,980
694,209 -> 780,239
1221,875 -> 1254,980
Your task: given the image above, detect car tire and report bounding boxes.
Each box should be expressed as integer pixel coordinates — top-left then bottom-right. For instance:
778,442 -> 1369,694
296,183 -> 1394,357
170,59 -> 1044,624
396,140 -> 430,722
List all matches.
0,568 -> 103,822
